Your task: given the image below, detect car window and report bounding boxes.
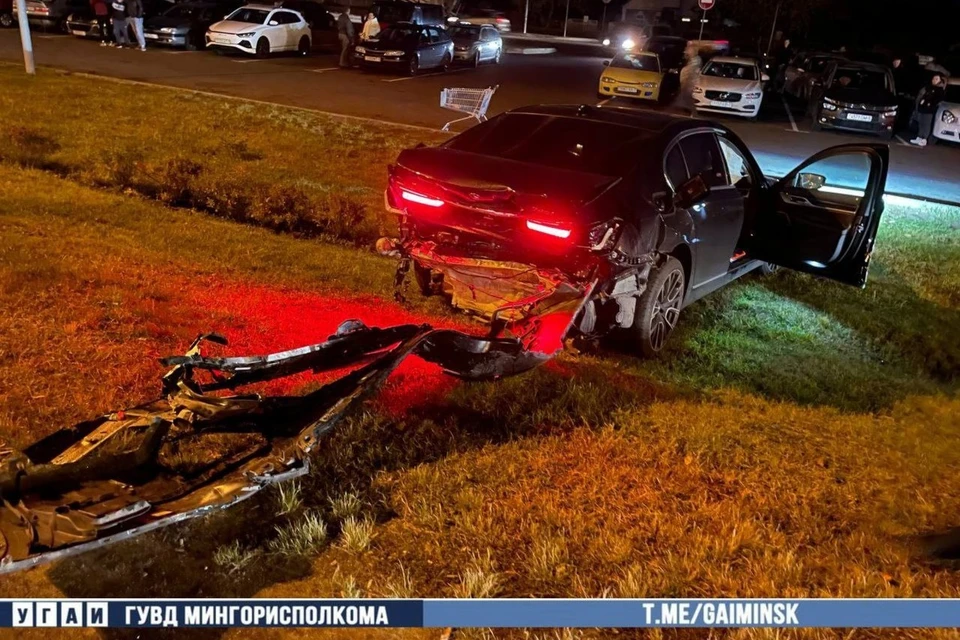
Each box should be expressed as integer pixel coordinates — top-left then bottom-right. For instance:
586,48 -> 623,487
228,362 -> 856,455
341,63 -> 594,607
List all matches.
678,133 -> 727,189
610,53 -> 660,72
481,27 -> 495,41
717,136 -> 753,189
830,67 -> 889,91
428,27 -> 442,42
664,145 -> 688,190
449,26 -> 480,39
445,113 -> 651,177
274,11 -> 299,24
702,61 -> 758,81
784,151 -> 872,212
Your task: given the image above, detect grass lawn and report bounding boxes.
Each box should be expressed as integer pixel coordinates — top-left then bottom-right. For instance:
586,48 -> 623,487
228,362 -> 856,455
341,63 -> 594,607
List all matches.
1,70 -> 959,640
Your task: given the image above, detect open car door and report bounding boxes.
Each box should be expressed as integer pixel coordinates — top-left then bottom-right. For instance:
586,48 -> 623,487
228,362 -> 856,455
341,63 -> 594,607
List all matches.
747,143 -> 888,287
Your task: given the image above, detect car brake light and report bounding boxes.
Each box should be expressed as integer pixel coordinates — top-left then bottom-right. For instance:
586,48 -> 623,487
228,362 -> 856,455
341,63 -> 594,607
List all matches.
526,220 -> 571,239
401,189 -> 443,207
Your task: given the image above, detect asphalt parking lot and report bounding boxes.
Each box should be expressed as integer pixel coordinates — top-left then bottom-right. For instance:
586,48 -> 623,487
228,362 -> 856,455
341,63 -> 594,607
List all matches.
1,29 -> 957,203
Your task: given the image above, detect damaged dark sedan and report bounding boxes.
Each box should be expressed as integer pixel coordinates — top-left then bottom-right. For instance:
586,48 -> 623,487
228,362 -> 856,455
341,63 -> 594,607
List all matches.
385,106 -> 888,356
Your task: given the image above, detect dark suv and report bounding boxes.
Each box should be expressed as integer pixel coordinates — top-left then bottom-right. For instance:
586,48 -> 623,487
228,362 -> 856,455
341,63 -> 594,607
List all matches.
810,61 -> 898,138
372,0 -> 445,30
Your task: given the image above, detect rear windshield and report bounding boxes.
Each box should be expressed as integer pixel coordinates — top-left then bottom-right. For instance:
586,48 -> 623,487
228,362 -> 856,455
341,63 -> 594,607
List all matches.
374,3 -> 411,23
702,61 -> 758,81
227,8 -> 268,23
831,68 -> 890,91
610,53 -> 660,72
445,113 -> 647,177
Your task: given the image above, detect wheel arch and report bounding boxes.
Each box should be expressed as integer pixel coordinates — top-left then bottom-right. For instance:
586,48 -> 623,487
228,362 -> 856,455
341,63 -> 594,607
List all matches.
664,243 -> 691,293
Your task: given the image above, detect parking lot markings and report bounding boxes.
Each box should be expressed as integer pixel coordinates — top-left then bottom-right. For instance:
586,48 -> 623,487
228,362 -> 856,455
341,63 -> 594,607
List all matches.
308,67 -> 340,73
894,135 -> 912,147
383,68 -> 475,82
781,94 -> 799,132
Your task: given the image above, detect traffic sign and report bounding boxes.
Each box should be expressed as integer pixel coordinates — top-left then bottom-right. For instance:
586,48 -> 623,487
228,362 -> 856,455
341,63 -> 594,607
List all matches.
698,0 -> 715,9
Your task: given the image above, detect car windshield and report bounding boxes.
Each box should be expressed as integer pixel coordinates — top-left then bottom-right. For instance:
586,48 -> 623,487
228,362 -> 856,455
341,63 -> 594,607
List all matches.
375,27 -> 418,45
610,53 -> 659,72
831,68 -> 889,91
226,7 -> 268,23
944,84 -> 960,103
445,113 -> 649,177
164,4 -> 204,18
449,25 -> 481,39
702,61 -> 758,81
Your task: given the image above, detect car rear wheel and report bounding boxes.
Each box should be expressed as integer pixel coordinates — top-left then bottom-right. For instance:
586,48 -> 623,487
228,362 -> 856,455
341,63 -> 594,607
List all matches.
631,256 -> 685,358
297,36 -> 310,56
408,54 -> 419,76
255,37 -> 269,58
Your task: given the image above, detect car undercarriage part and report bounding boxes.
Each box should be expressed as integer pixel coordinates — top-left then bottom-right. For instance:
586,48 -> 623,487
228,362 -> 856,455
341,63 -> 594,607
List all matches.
0,319 -> 582,574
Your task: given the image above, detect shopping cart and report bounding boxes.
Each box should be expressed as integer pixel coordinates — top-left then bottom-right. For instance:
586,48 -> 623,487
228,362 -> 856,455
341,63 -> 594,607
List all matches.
439,85 -> 499,132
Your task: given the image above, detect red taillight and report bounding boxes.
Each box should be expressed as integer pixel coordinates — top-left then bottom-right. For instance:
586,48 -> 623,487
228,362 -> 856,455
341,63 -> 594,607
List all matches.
526,220 -> 571,239
401,189 -> 443,208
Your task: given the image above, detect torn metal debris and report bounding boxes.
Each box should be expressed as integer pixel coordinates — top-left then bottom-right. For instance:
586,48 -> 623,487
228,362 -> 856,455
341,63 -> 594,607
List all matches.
0,318 -> 577,574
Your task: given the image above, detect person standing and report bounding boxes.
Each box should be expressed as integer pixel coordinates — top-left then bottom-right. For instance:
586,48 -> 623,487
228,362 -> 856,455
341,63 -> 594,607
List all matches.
337,7 -> 355,68
91,0 -> 110,46
110,0 -> 129,48
677,44 -> 702,116
360,12 -> 380,41
910,74 -> 946,146
127,0 -> 146,51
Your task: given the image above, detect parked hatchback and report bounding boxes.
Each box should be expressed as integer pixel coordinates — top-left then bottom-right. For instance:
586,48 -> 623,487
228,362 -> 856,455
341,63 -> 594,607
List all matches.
448,23 -> 501,67
206,4 -> 311,56
355,23 -> 453,75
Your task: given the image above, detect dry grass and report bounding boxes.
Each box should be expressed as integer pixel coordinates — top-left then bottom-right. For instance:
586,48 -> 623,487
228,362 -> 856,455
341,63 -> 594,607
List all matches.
276,481 -> 304,516
0,70 -> 958,640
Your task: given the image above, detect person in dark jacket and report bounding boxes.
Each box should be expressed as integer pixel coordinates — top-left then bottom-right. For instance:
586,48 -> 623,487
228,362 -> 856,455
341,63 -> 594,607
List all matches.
126,0 -> 145,51
910,74 -> 946,146
90,0 -> 110,45
110,0 -> 128,48
337,8 -> 354,68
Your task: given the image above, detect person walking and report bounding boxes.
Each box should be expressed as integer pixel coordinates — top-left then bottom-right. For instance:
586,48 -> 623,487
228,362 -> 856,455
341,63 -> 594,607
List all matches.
910,74 -> 946,146
91,0 -> 110,46
110,0 -> 129,48
360,11 -> 380,42
677,44 -> 702,116
337,7 -> 355,68
127,0 -> 146,51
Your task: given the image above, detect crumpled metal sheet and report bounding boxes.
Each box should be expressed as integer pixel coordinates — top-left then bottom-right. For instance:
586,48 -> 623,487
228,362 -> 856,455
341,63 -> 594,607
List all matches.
0,315 -> 587,574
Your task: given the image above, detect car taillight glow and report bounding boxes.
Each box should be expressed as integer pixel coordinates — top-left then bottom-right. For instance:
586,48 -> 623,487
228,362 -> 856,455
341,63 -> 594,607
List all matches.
401,190 -> 443,207
526,220 -> 571,239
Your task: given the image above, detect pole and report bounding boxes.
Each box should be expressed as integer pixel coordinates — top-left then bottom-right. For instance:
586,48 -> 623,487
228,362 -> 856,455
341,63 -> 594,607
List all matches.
766,0 -> 781,55
562,0 -> 570,38
523,0 -> 529,34
14,0 -> 35,75
697,8 -> 705,42
601,4 -> 606,35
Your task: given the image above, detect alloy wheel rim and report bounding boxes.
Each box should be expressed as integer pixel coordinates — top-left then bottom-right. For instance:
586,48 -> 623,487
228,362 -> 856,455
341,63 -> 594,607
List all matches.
649,269 -> 683,352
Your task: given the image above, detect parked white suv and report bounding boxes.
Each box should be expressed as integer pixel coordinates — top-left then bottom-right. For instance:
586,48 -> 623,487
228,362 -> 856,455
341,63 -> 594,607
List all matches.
206,4 -> 310,56
693,56 -> 769,120
933,77 -> 960,145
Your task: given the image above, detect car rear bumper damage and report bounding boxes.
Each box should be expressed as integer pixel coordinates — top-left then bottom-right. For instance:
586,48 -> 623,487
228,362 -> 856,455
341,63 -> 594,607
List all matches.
0,320 -> 576,573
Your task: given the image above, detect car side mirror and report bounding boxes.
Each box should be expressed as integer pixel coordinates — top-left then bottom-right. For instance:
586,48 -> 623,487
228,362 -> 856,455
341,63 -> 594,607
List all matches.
675,175 -> 710,209
602,60 -> 609,66
761,73 -> 770,82
796,172 -> 826,191
268,19 -> 278,26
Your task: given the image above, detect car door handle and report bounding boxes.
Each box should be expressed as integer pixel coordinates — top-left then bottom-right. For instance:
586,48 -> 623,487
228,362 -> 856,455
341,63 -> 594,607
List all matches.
781,192 -> 814,207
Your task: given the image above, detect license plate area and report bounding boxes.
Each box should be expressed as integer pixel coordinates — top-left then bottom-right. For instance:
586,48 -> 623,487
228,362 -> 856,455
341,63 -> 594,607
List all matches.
364,55 -> 381,62
846,113 -> 873,122
615,86 -> 638,94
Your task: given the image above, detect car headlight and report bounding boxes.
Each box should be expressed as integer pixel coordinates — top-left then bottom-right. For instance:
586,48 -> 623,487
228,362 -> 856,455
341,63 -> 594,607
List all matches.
602,76 -> 616,84
354,46 -> 366,54
383,50 -> 405,57
236,31 -> 256,38
744,92 -> 762,99
822,98 -> 838,111
602,38 -> 610,46
621,38 -> 635,50
642,82 -> 657,88
942,109 -> 957,124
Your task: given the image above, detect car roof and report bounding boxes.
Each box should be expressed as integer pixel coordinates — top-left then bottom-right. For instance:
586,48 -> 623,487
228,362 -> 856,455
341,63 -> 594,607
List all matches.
243,4 -> 281,9
708,55 -> 757,65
